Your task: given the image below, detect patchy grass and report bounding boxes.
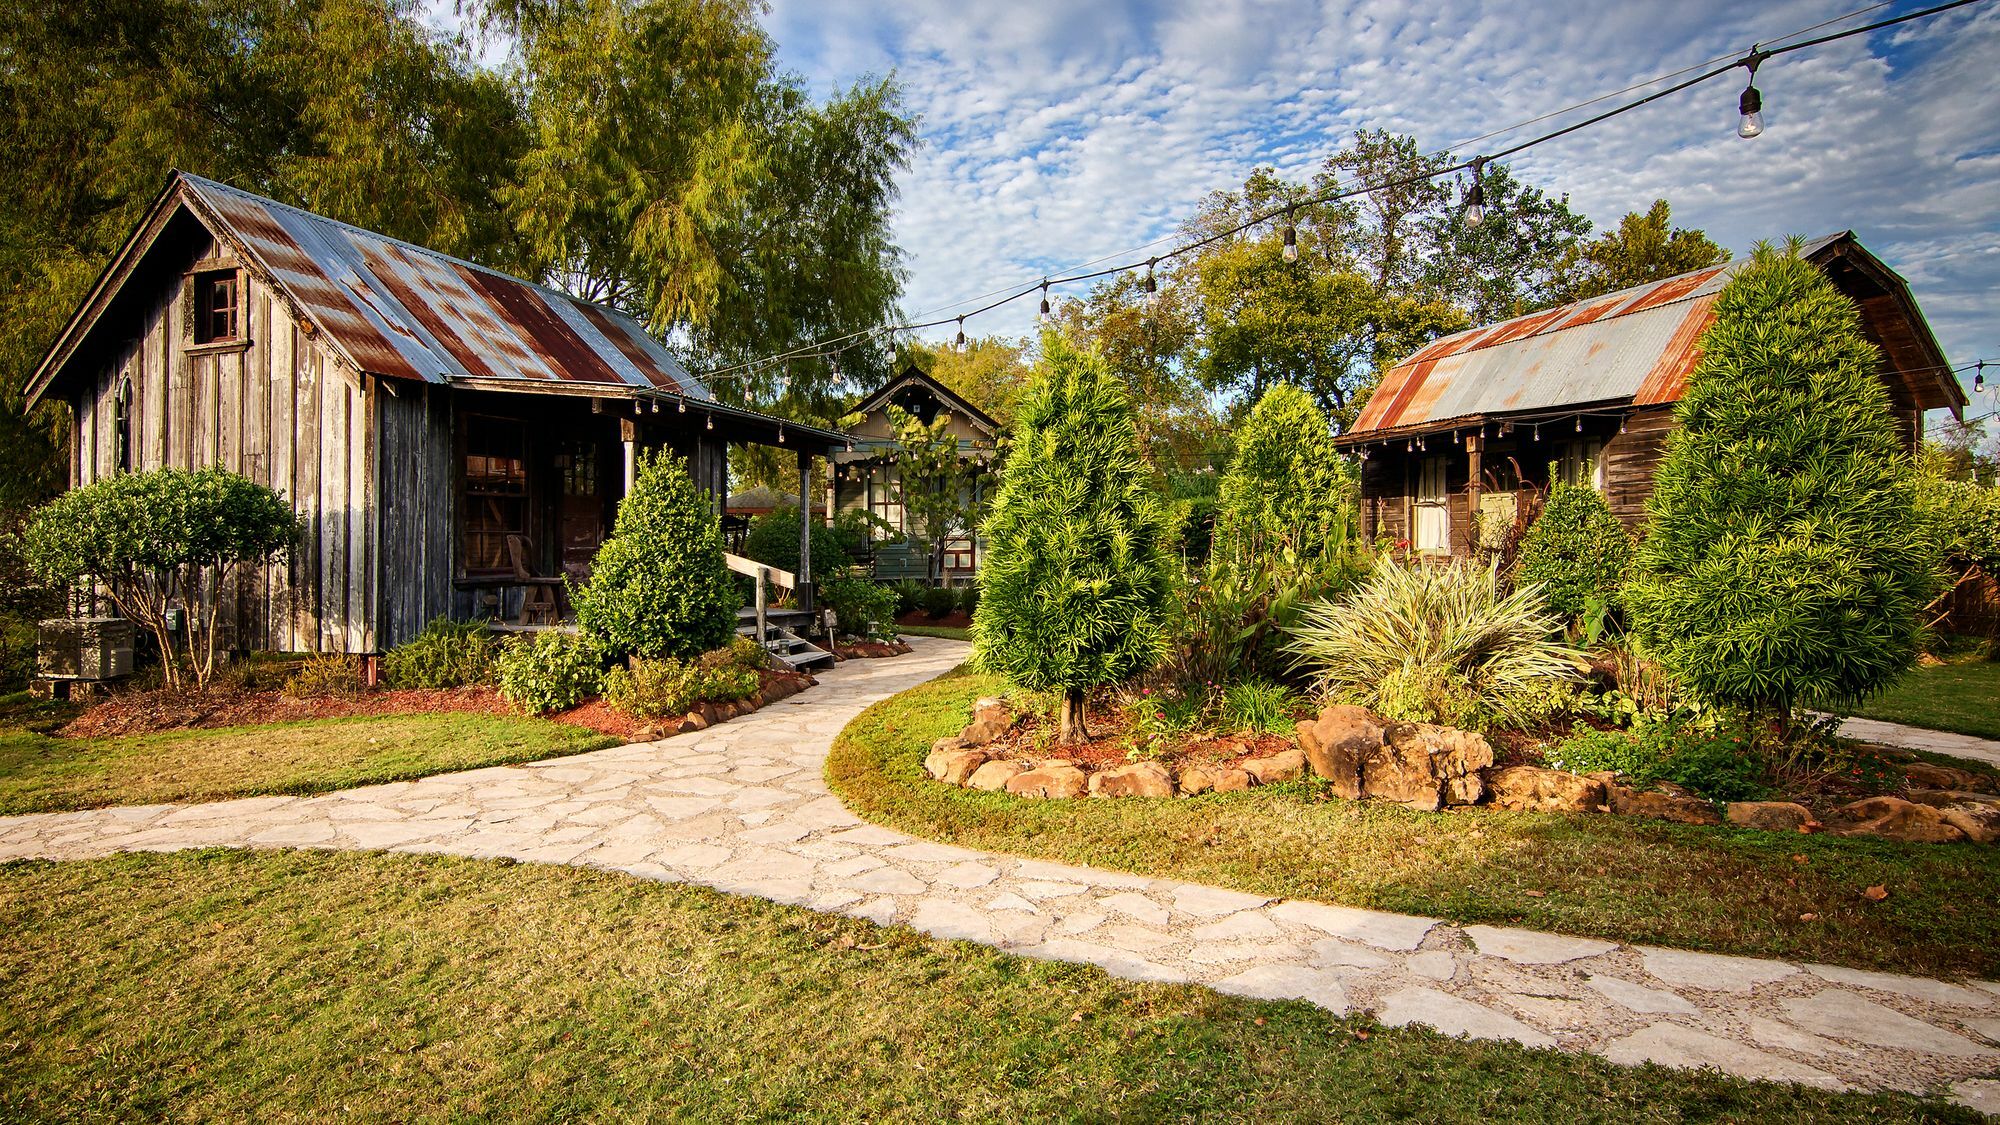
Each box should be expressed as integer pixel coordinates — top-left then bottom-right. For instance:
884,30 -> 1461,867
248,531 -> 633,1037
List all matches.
828,669 -> 2000,980
0,711 -> 616,815
0,850 -> 1975,1123
1848,661 -> 2000,741
896,623 -> 971,641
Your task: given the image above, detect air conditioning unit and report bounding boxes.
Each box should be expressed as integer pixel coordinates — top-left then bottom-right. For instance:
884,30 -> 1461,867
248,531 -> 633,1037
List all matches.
36,617 -> 136,682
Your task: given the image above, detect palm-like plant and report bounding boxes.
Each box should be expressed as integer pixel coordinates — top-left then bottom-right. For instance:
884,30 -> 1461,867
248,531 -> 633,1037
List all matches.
1285,559 -> 1583,727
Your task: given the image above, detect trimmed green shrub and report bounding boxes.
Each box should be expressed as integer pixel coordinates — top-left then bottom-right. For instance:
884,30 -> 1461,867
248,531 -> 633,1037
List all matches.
1547,721 -> 1767,803
973,332 -> 1175,742
921,585 -> 958,618
603,651 -> 759,719
1515,480 -> 1632,621
1625,243 -> 1940,724
742,505 -> 855,578
573,451 -> 739,662
495,631 -> 603,715
958,584 -> 981,617
1213,383 -> 1356,562
283,653 -> 364,699
821,570 -> 897,641
1286,559 -> 1582,727
381,618 -> 495,690
24,466 -> 302,691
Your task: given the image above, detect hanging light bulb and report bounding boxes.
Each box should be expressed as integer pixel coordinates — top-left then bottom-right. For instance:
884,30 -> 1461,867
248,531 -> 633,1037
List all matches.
1460,156 -> 1487,227
1143,258 -> 1158,303
1281,212 -> 1299,263
778,424 -> 786,444
1417,435 -> 1426,451
1406,439 -> 1414,452
1532,423 -> 1541,441
678,396 -> 686,413
1619,415 -> 1628,435
1737,49 -> 1768,139
706,413 -> 714,431
1974,362 -> 1987,394
633,397 -> 642,415
1575,415 -> 1583,433
955,316 -> 966,349
650,397 -> 659,413
1039,280 -> 1051,320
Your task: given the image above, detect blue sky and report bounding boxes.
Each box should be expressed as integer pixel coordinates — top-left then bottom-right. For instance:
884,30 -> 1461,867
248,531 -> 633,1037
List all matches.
756,0 -> 1999,407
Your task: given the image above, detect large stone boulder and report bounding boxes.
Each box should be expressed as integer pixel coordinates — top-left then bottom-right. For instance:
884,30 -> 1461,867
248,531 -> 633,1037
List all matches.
1902,762 -> 1996,794
924,738 -> 971,779
1368,722 -> 1494,811
1827,796 -> 1966,844
1904,790 -> 2000,844
967,759 -> 1031,792
959,696 -> 1015,747
1606,782 -> 1721,826
1177,764 -> 1252,795
1088,761 -> 1175,799
1242,747 -> 1307,785
1724,801 -> 1818,833
1484,766 -> 1606,813
1004,763 -> 1089,799
1295,705 -> 1381,799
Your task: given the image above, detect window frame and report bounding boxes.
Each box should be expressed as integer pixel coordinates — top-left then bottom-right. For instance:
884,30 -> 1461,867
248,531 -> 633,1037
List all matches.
189,267 -> 244,346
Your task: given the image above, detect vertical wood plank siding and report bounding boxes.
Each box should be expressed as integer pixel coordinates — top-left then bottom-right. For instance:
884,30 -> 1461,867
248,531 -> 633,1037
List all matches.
373,381 -> 455,649
70,263 -> 386,654
1599,408 -> 1677,528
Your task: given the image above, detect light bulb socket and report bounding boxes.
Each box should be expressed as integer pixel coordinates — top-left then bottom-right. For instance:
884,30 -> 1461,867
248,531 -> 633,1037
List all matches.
1738,85 -> 1762,118
955,317 -> 966,347
1144,258 -> 1158,295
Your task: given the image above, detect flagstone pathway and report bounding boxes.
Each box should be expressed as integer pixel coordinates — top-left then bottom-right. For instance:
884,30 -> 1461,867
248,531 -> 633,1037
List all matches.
1839,716 -> 2000,770
5,637 -> 1998,1111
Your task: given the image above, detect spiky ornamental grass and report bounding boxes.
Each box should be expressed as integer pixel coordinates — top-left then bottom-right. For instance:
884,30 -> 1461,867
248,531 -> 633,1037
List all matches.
1623,242 -> 1940,723
1285,559 -> 1581,727
972,334 -> 1174,741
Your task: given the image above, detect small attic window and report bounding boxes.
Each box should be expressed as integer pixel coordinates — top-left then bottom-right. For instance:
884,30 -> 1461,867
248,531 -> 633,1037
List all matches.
192,269 -> 240,344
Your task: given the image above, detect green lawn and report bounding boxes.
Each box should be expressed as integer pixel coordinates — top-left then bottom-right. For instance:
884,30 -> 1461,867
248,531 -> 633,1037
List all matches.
1847,661 -> 2000,741
0,849 -> 1974,1123
897,623 -> 971,641
0,710 -> 616,815
828,669 -> 2000,980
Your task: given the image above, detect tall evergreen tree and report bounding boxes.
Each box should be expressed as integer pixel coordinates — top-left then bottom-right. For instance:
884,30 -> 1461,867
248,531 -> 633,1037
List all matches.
973,334 -> 1174,742
1212,384 -> 1353,561
1623,242 -> 1939,731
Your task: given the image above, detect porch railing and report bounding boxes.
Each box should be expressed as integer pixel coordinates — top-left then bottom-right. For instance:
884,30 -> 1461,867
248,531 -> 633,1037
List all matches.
723,553 -> 795,643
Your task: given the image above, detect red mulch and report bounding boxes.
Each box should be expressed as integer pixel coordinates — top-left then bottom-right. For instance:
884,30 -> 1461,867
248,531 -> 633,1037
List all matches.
54,667 -> 818,743
978,697 -> 1301,772
833,639 -> 912,660
897,609 -> 972,629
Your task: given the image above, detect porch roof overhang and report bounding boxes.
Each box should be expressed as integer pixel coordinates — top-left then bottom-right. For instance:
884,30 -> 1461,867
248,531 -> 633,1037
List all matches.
446,375 -> 848,452
1332,397 -> 1660,448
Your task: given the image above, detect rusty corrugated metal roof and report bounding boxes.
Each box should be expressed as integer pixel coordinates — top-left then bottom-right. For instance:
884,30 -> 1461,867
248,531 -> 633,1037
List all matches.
180,173 -> 709,398
1347,235 -> 1845,437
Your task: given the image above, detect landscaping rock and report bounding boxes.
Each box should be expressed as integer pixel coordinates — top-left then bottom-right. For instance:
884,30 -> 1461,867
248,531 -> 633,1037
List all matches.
936,750 -> 995,787
1242,747 -> 1307,785
1176,764 -> 1252,796
676,713 -> 709,733
967,759 -> 1031,792
1295,704 -> 1381,799
1724,801 -> 1818,833
1607,783 -> 1721,826
1904,791 -> 2000,844
923,738 -> 971,780
1903,762 -> 1995,793
1827,796 -> 1966,844
959,697 -> 1014,747
1005,764 -> 1089,799
1088,761 -> 1175,799
1368,722 -> 1493,811
1483,766 -> 1605,814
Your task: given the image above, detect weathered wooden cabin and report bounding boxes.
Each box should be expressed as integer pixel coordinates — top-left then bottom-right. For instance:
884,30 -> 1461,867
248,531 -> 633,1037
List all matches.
25,172 -> 843,654
831,366 -> 999,582
1336,233 -> 1965,556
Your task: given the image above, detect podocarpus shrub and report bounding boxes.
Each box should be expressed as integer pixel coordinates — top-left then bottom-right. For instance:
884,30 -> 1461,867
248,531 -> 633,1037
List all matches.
973,332 -> 1175,742
1213,384 -> 1356,563
1285,559 -> 1582,727
381,618 -> 495,689
958,584 -> 980,617
1624,242 -> 1940,730
821,570 -> 897,641
496,631 -> 602,714
573,451 -> 738,662
1515,479 -> 1632,622
24,466 -> 302,691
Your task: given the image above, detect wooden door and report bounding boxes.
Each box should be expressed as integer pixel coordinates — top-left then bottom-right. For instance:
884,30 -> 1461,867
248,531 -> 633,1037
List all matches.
1414,455 -> 1450,554
558,439 -> 604,581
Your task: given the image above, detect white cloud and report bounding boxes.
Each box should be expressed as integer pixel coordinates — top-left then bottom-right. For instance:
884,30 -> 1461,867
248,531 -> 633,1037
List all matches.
765,0 -> 2000,401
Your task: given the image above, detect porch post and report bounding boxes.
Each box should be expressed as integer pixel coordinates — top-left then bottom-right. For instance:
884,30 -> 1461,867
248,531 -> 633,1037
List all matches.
1466,433 -> 1483,558
797,448 -> 814,613
620,417 -> 637,495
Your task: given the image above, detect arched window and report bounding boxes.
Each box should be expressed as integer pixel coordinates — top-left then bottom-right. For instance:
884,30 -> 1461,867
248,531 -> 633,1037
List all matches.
114,377 -> 134,473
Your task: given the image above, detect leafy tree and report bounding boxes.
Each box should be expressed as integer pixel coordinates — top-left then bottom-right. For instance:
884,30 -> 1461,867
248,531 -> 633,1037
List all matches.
1514,480 -> 1633,622
741,504 -> 857,579
1912,446 -> 2000,621
573,450 -> 739,661
1417,161 -> 1594,322
973,334 -> 1174,742
1213,385 -> 1354,561
23,467 -> 302,690
1624,243 -> 1939,731
886,405 -> 989,588
1554,200 -> 1730,303
1051,272 -> 1227,469
903,335 -> 1034,427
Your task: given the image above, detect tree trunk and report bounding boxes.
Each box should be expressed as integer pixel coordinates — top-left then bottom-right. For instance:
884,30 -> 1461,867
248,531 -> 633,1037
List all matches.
1057,687 -> 1088,744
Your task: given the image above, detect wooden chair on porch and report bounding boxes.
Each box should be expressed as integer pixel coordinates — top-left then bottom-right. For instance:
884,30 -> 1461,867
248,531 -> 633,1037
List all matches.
504,534 -> 567,626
